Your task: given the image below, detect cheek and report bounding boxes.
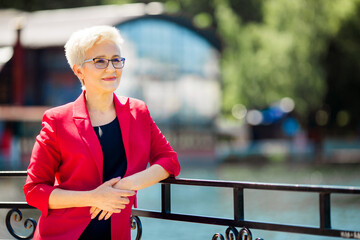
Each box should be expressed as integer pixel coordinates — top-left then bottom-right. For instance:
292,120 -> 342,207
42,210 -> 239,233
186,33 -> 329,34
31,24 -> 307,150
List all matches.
117,70 -> 123,79
85,71 -> 102,81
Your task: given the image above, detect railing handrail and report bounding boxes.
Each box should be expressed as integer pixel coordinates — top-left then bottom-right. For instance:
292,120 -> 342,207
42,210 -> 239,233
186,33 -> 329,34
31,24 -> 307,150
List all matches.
162,177 -> 360,194
0,171 -> 28,177
2,171 -> 360,194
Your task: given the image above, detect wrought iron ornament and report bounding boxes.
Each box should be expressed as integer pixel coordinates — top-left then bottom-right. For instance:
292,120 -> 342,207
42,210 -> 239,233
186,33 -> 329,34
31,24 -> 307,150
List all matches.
131,215 -> 142,240
5,209 -> 142,240
212,233 -> 225,240
226,226 -> 238,240
213,227 -> 264,240
5,208 -> 37,240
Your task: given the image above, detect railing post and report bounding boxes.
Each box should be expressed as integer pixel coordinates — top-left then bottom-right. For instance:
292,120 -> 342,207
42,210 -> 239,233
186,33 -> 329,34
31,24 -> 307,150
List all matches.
161,183 -> 171,214
319,192 -> 331,229
234,187 -> 244,221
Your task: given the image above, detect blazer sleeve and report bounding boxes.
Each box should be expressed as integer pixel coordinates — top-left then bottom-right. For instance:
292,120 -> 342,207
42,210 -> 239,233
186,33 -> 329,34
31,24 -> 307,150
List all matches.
146,107 -> 180,177
23,110 -> 61,217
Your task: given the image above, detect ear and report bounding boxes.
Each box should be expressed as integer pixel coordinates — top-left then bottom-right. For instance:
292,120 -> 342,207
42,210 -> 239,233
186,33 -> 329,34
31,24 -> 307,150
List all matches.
73,64 -> 84,80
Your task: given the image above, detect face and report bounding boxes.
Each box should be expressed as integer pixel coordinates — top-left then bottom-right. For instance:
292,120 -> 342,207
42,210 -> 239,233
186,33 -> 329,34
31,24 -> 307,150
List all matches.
74,40 -> 123,95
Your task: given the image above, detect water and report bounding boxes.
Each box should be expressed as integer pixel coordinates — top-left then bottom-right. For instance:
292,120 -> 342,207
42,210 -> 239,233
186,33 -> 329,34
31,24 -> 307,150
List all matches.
135,163 -> 360,240
1,163 -> 360,239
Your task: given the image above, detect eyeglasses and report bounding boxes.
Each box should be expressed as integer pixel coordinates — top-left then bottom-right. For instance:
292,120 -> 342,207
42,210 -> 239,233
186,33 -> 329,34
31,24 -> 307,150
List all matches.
83,57 -> 125,69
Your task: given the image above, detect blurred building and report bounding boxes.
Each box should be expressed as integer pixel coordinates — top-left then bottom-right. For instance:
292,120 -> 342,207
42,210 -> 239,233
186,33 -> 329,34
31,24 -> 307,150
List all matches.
0,3 -> 222,169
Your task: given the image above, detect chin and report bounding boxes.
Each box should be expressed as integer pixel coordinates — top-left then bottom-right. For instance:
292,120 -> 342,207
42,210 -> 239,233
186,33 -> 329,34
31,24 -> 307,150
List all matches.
103,80 -> 120,87
103,84 -> 120,93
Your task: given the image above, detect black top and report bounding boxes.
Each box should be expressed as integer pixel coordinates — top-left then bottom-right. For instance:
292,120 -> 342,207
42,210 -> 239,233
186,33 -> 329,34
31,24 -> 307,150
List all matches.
79,117 -> 127,240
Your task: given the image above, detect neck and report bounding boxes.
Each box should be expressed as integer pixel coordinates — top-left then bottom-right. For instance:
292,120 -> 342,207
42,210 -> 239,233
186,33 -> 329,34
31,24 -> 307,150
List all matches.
85,90 -> 114,113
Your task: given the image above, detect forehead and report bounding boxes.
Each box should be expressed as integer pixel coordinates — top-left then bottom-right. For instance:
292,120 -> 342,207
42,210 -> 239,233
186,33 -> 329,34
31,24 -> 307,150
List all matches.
86,40 -> 121,58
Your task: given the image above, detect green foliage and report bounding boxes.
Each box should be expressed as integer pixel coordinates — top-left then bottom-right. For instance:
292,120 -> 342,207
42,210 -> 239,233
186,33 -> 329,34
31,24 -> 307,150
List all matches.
163,0 -> 180,14
324,2 -> 360,130
215,0 -> 358,121
193,12 -> 212,29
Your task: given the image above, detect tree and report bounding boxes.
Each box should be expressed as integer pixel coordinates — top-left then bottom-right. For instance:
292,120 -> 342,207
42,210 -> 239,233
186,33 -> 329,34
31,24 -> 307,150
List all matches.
215,0 -> 358,124
324,2 -> 360,133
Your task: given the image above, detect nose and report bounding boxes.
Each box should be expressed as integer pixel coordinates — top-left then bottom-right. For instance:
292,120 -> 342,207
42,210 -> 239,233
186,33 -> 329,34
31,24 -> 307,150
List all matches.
105,61 -> 116,71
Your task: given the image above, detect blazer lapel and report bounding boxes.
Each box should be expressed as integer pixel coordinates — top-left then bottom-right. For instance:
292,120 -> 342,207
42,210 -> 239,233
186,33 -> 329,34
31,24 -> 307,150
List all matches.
113,94 -> 130,163
73,92 -> 103,180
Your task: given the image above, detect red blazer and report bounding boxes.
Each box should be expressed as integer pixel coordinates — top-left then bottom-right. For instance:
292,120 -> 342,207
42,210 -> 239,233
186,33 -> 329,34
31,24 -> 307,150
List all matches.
23,92 -> 180,240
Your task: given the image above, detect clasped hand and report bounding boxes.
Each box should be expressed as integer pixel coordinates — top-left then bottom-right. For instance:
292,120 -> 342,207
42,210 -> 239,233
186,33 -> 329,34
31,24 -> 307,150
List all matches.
89,178 -> 134,220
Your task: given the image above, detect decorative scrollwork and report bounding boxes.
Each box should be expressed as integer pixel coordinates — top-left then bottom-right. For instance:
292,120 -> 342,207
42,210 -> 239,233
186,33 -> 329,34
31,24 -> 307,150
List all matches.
225,226 -> 239,240
130,215 -> 142,240
212,233 -> 225,240
5,208 -> 37,240
213,227 -> 263,240
237,227 -> 252,240
212,226 -> 238,240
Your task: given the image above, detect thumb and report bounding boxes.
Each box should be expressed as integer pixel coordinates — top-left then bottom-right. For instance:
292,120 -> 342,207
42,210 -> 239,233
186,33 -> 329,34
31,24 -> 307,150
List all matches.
105,178 -> 120,186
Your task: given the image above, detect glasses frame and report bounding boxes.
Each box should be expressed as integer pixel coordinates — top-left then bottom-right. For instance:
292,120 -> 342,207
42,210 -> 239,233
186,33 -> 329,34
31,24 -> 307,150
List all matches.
83,57 -> 126,69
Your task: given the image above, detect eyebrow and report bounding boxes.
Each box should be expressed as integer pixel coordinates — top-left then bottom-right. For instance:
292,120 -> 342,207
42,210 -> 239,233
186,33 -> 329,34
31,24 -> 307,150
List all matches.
94,55 -> 121,58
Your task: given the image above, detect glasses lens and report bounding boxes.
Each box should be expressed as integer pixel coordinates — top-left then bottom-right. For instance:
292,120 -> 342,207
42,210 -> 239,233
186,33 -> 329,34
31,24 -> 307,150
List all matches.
112,58 -> 124,69
94,58 -> 108,69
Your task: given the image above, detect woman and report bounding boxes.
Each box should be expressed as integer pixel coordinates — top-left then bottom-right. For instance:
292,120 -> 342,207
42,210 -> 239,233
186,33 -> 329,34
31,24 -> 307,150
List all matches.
23,25 -> 180,240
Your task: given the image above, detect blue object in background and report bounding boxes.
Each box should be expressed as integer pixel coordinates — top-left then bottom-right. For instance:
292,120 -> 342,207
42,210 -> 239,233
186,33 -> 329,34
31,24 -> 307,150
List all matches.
282,117 -> 300,137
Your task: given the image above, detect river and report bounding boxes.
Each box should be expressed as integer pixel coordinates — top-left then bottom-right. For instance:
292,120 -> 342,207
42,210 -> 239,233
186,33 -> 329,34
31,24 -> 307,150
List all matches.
0,163 -> 359,239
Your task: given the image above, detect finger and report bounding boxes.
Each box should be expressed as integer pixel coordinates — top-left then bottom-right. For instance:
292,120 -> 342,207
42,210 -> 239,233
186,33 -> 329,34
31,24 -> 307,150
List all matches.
118,197 -> 130,205
115,190 -> 136,197
113,203 -> 126,210
98,210 -> 107,221
104,211 -> 113,220
90,206 -> 96,215
113,208 -> 122,213
91,208 -> 102,219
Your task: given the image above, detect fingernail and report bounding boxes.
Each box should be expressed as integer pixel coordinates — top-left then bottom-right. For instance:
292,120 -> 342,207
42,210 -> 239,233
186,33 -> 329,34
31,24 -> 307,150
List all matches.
117,176 -> 121,179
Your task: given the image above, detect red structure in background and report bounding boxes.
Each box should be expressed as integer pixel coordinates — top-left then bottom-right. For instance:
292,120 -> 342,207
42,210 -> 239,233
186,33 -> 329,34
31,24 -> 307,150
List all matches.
12,24 -> 24,105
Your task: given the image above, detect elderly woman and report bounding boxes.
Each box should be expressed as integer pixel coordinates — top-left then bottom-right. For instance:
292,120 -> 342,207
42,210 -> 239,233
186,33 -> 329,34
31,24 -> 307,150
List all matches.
23,25 -> 180,240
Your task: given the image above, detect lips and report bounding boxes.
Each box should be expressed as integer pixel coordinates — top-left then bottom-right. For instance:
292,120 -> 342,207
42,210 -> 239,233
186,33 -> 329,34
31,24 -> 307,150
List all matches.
102,76 -> 117,81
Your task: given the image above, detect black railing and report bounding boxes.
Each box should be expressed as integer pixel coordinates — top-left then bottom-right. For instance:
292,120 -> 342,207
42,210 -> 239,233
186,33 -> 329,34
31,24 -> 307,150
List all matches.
1,171 -> 360,239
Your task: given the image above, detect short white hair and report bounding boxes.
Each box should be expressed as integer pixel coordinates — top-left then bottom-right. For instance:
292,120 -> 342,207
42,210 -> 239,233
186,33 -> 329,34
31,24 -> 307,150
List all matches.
64,25 -> 123,69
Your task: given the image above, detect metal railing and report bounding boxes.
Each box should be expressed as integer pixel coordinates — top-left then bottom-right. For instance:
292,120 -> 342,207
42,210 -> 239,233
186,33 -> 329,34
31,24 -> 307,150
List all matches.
1,171 -> 360,239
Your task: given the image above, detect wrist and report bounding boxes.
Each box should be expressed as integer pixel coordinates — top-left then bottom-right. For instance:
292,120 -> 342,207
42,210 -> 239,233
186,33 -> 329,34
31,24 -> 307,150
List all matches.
85,190 -> 96,207
115,177 -> 134,190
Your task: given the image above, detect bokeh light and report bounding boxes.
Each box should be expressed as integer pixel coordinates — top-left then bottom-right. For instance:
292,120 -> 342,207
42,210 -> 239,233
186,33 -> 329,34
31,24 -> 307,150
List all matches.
193,12 -> 213,29
246,109 -> 263,125
232,104 -> 247,120
315,110 -> 329,126
279,97 -> 295,113
0,47 -> 13,64
336,110 -> 350,127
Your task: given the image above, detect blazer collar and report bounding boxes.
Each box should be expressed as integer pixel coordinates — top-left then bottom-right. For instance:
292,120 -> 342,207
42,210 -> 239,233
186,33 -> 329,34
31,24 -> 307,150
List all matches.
73,91 -> 89,119
72,91 -> 103,180
113,94 -> 131,166
72,91 -> 131,180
